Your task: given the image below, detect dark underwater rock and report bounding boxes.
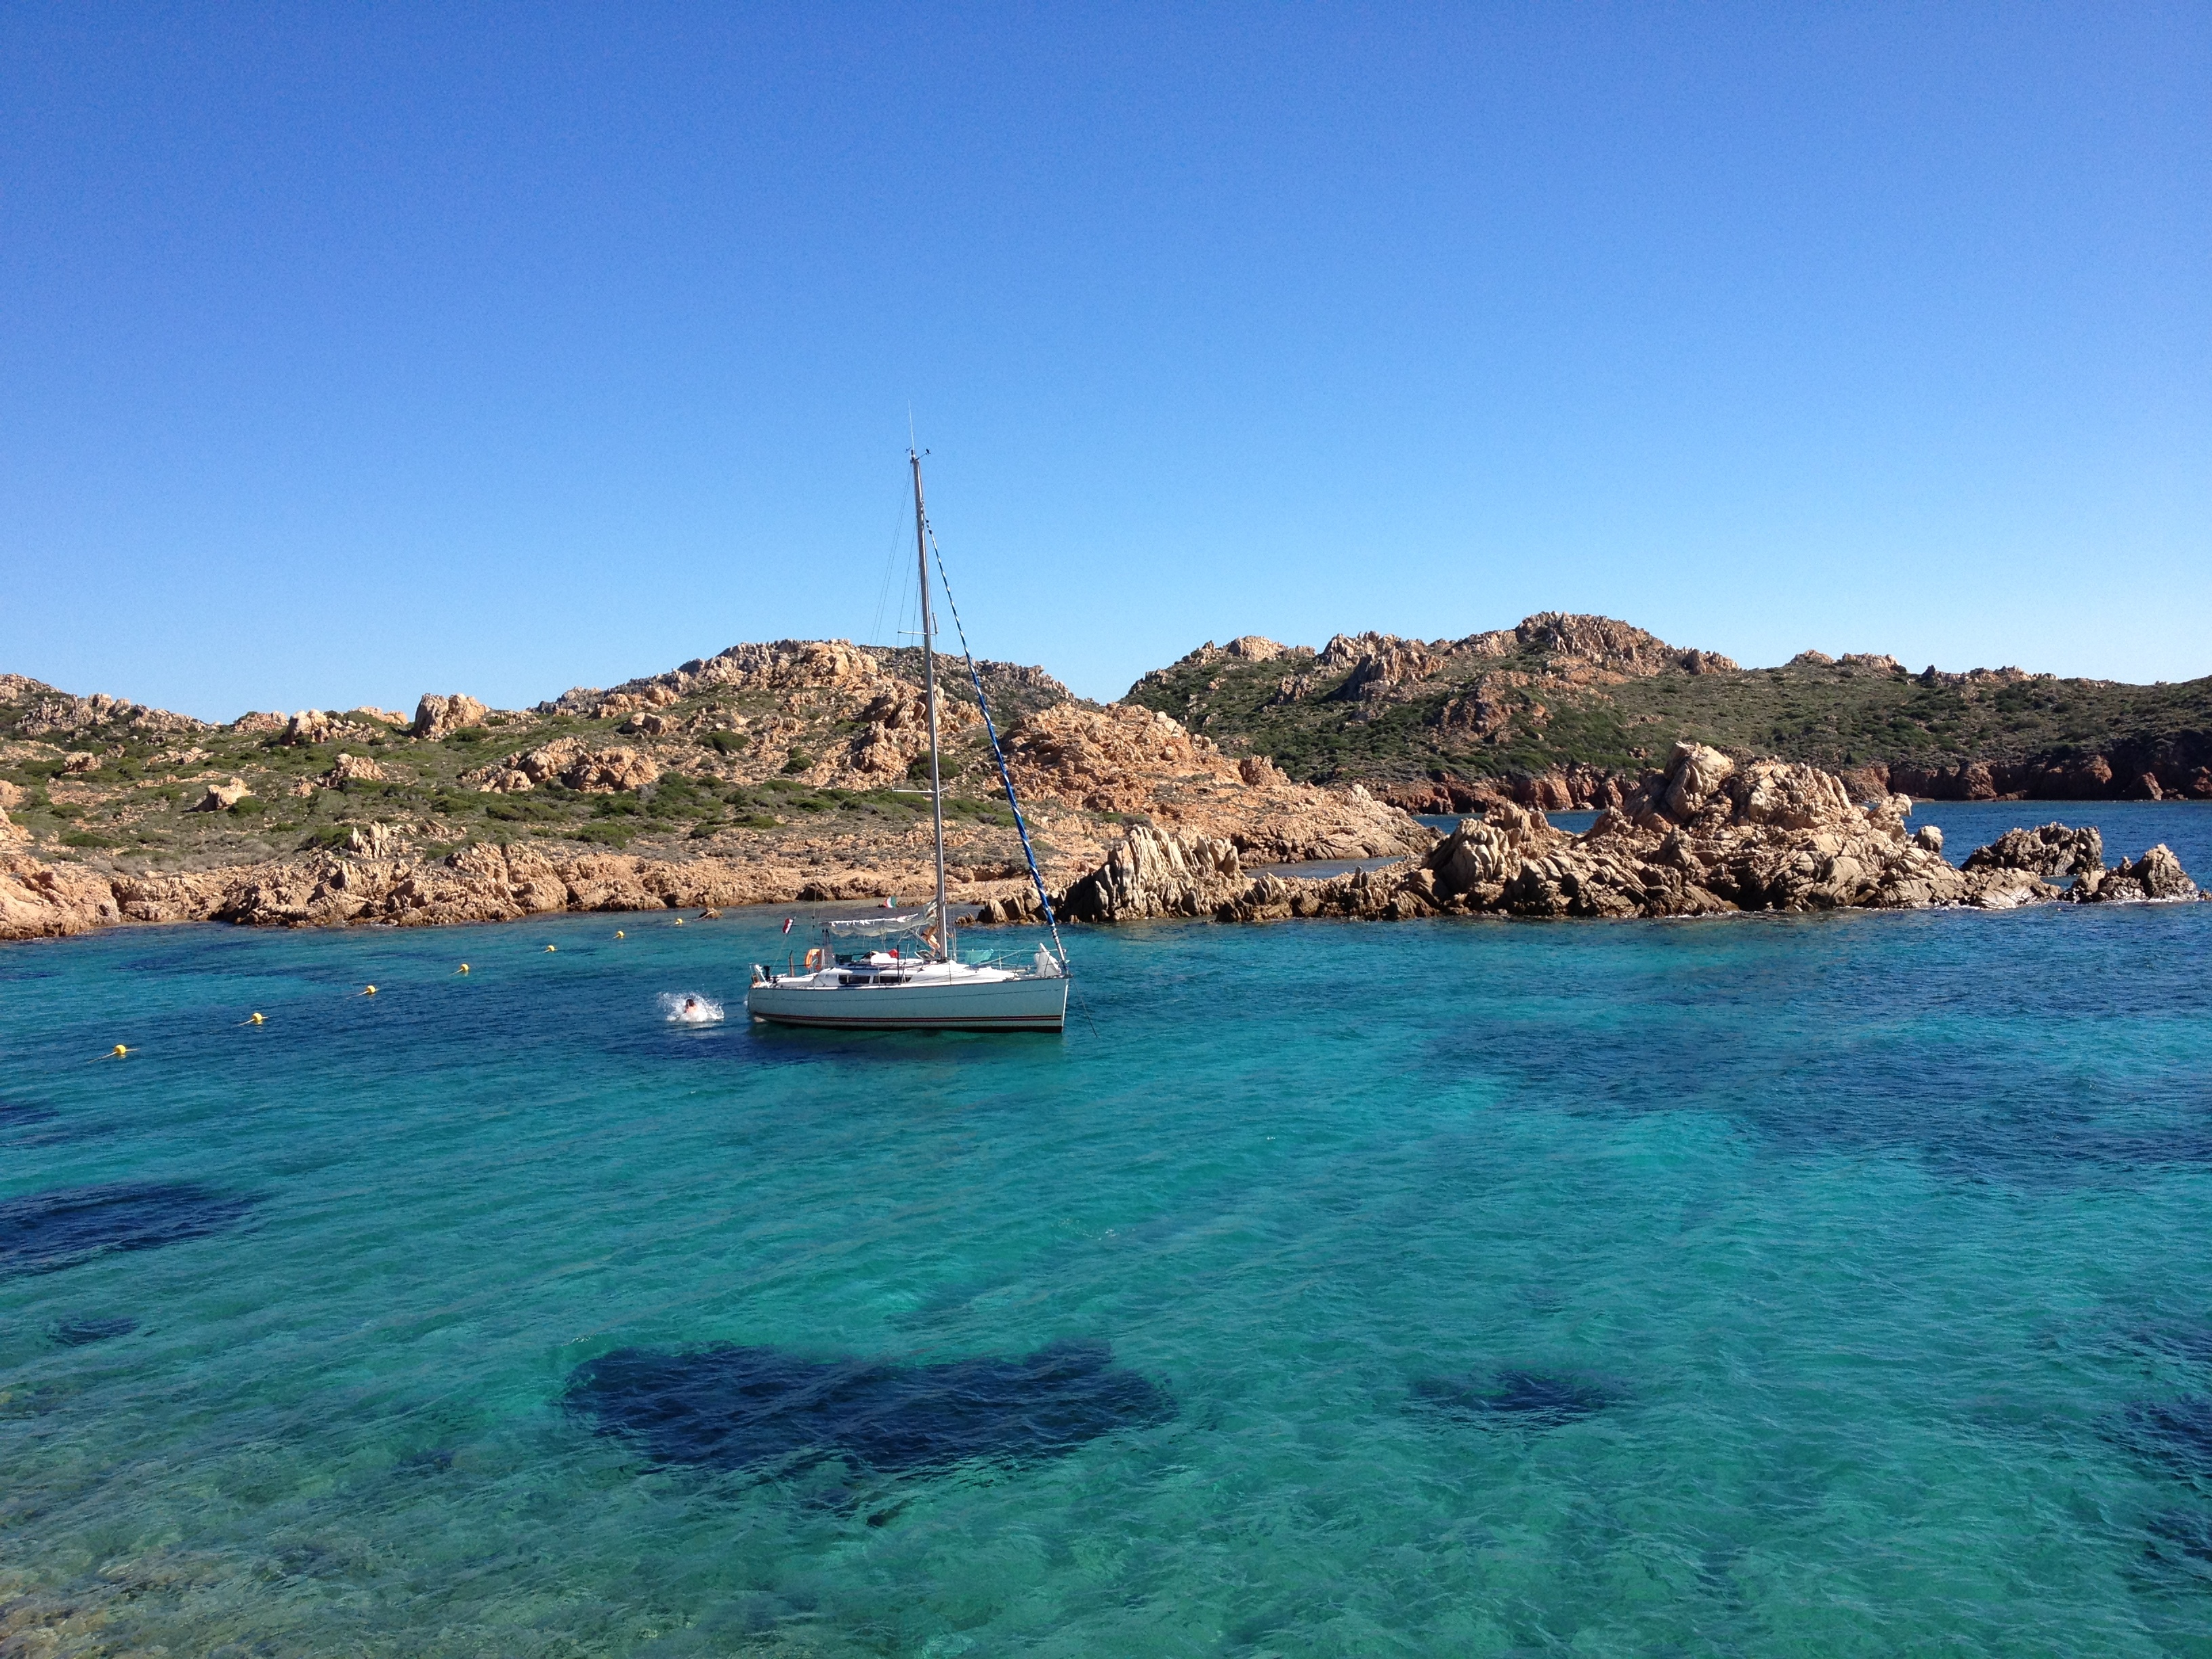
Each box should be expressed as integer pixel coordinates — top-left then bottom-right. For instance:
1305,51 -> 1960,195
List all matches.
0,1100 -> 74,1147
2147,1508 -> 2212,1570
2125,1396 -> 2212,1479
565,1338 -> 1176,1475
1409,1368 -> 1623,1428
2131,1324 -> 2212,1367
47,1315 -> 138,1346
0,1183 -> 255,1277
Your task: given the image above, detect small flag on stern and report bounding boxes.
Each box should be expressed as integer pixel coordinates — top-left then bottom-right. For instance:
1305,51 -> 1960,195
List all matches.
781,917 -> 794,935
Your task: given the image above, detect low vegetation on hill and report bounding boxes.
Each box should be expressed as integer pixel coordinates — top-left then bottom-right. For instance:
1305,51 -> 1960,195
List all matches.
0,636 -> 1422,923
0,647 -> 1048,880
1122,615 -> 2212,800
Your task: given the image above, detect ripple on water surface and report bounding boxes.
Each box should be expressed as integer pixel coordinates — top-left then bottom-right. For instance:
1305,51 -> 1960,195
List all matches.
1,898 -> 2211,1655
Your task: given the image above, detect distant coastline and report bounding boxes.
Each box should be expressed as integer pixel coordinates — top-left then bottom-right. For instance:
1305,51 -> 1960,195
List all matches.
5,619 -> 2207,943
1126,615 -> 2212,809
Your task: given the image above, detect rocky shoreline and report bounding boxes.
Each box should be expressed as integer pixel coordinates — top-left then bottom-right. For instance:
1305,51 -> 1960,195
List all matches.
974,742 -> 2204,928
6,740 -> 2204,943
4,632 -> 2206,945
0,648 -> 1428,943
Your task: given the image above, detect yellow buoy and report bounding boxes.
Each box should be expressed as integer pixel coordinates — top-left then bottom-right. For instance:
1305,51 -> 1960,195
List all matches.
615,930 -> 625,939
248,1012 -> 264,1025
455,964 -> 470,975
545,945 -> 557,953
673,917 -> 684,926
110,1044 -> 129,1059
363,985 -> 377,996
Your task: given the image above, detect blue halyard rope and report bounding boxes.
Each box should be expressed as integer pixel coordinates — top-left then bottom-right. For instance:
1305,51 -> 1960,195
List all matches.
924,525 -> 1069,972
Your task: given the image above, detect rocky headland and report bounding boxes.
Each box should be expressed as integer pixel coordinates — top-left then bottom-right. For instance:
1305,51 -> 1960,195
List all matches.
971,741 -> 2202,928
1125,613 -> 2212,807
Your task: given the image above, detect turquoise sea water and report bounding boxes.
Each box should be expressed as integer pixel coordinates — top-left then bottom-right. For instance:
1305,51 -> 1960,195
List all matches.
5,804 -> 2212,1656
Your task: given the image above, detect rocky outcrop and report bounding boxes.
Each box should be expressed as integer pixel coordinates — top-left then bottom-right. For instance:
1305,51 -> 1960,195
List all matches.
412,693 -> 489,739
1372,762 -> 1633,816
1962,823 -> 2104,878
1808,750 -> 2212,804
993,743 -> 2208,928
0,854 -> 125,937
462,739 -> 657,794
283,708 -> 402,744
1504,613 -> 1740,678
1054,825 -> 1251,922
189,777 -> 253,813
0,681 -> 209,741
324,752 -> 387,785
1002,703 -> 1431,863
844,679 -> 979,780
1336,640 -> 1443,701
2069,846 -> 2199,904
343,822 -> 407,859
541,639 -> 904,717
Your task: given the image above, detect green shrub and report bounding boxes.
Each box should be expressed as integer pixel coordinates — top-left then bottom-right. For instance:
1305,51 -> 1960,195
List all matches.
61,830 -> 120,848
781,750 -> 814,775
703,730 -> 749,755
487,796 -> 569,823
574,821 -> 633,848
230,796 -> 267,816
640,775 -> 717,819
732,813 -> 779,830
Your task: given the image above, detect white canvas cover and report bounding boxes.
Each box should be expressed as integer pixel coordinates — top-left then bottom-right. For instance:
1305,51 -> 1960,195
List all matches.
822,904 -> 939,939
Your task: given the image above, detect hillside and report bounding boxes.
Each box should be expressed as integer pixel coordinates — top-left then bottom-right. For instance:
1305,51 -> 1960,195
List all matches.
0,641 -> 1429,939
1122,615 -> 2212,806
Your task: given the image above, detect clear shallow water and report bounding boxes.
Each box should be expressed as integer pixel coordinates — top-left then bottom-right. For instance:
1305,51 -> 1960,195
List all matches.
3,880 -> 2212,1656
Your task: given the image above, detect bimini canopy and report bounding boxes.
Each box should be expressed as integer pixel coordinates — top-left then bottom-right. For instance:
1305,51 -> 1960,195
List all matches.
823,905 -> 938,939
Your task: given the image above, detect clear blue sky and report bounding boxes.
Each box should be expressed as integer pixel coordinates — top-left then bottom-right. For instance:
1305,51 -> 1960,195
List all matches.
3,3 -> 2205,718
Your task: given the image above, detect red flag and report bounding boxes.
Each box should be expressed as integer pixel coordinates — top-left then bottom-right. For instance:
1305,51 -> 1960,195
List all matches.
781,917 -> 794,935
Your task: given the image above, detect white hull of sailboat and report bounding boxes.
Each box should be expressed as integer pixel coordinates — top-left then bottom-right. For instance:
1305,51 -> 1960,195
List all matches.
747,974 -> 1068,1032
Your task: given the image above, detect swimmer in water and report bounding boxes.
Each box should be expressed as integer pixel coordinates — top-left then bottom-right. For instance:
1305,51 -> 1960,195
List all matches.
682,997 -> 701,1016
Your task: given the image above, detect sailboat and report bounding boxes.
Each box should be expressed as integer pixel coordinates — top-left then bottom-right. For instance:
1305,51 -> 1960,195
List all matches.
746,451 -> 1073,1033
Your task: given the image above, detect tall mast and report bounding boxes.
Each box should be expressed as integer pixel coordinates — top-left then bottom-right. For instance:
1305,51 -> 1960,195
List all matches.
912,449 -> 952,963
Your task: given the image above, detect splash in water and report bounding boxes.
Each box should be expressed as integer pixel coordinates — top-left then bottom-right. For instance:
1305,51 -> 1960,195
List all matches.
658,993 -> 724,1025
